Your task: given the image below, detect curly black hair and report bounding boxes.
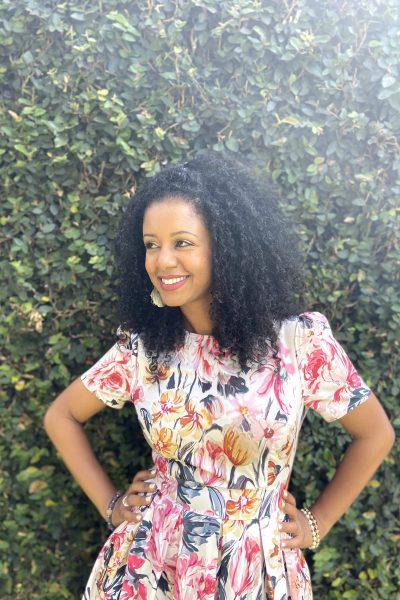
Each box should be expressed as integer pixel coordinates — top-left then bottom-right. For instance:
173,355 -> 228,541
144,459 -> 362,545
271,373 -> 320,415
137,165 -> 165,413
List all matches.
112,150 -> 308,372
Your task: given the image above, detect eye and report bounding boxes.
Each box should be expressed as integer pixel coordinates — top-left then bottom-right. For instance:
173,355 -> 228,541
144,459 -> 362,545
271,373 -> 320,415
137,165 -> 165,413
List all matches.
144,240 -> 192,249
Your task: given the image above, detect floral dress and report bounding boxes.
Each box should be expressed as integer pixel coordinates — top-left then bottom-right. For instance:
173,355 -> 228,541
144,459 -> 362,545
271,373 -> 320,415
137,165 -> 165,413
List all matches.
79,311 -> 372,600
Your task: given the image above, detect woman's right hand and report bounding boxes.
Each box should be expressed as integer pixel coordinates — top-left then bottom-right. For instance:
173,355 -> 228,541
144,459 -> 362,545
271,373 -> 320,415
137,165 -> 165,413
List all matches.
111,468 -> 158,528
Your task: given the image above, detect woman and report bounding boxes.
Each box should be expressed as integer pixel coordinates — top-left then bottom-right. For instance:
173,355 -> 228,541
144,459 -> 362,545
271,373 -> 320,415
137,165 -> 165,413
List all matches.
44,152 -> 395,599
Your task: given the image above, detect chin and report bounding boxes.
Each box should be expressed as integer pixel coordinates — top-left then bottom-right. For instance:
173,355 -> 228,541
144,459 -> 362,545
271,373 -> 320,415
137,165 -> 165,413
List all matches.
165,300 -> 185,307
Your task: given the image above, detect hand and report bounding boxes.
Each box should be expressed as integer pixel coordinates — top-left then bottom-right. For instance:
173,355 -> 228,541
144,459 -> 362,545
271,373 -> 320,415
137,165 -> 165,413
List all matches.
111,468 -> 158,528
278,490 -> 316,550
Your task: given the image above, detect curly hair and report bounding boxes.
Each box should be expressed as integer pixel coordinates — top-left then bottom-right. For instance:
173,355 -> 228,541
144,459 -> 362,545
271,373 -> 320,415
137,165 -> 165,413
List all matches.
112,150 -> 308,372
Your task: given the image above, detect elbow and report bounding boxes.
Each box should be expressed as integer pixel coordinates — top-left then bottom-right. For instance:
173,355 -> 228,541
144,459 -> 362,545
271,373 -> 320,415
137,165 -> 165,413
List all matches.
385,427 -> 396,451
43,402 -> 56,433
43,399 -> 66,433
43,396 -> 80,433
373,426 -> 396,454
352,425 -> 396,453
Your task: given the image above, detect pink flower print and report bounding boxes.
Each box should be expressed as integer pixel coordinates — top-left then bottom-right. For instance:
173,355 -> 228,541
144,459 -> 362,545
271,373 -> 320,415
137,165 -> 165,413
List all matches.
147,499 -> 182,574
82,343 -> 136,407
175,553 -> 218,599
250,418 -> 288,450
302,346 -> 327,401
126,553 -> 146,579
279,342 -> 296,377
120,579 -> 135,600
231,535 -> 262,596
282,547 -> 311,600
130,385 -> 143,405
251,360 -> 292,416
228,394 -> 266,437
186,338 -> 240,385
192,444 -> 226,485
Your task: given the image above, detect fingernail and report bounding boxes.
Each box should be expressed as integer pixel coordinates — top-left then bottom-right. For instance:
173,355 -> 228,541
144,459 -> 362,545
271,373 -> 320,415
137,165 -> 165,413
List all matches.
149,483 -> 156,489
150,468 -> 156,474
136,515 -> 142,521
283,490 -> 288,498
278,524 -> 283,530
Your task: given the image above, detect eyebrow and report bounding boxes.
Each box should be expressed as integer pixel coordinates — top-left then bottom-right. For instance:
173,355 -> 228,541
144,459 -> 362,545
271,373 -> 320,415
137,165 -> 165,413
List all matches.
143,230 -> 199,238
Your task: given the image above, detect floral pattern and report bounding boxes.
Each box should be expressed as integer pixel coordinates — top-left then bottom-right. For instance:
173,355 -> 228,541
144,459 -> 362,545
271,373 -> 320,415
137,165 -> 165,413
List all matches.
80,311 -> 372,599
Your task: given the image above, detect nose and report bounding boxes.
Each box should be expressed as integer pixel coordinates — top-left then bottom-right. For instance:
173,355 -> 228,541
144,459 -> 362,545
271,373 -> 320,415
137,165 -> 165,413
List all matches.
156,245 -> 179,270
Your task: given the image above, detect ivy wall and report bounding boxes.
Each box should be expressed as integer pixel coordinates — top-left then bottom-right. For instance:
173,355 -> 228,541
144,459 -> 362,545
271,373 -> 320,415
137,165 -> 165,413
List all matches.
1,0 -> 399,597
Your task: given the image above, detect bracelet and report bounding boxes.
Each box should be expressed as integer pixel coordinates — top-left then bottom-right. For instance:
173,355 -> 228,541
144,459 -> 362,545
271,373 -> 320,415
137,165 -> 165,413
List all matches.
300,506 -> 321,550
105,489 -> 125,531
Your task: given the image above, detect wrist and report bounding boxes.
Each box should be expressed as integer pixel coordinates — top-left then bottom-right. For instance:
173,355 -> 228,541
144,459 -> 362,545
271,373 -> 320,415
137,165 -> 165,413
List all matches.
105,488 -> 125,531
308,503 -> 332,541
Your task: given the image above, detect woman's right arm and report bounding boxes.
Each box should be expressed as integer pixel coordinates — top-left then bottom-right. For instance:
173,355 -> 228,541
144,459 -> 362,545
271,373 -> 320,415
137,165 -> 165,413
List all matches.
43,377 -> 119,521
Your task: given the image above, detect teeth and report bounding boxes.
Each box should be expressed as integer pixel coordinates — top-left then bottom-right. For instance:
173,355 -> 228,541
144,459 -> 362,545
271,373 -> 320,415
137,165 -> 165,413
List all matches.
161,276 -> 188,284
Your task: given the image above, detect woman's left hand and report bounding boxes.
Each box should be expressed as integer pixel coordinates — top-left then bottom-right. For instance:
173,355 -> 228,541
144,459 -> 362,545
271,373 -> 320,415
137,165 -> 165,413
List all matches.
278,490 -> 316,550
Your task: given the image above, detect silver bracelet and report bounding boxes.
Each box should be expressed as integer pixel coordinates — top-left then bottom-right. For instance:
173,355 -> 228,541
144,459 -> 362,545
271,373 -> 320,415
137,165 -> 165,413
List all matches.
105,489 -> 125,531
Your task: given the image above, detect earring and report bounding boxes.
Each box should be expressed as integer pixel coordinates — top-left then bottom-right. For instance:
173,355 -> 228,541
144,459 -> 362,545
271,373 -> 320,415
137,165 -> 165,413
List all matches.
150,287 -> 165,307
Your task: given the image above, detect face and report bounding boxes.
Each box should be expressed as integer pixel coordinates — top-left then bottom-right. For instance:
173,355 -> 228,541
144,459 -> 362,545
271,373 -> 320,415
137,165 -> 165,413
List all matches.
143,196 -> 213,310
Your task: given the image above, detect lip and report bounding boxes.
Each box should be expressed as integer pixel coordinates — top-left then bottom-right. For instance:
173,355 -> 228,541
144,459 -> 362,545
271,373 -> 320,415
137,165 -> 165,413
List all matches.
158,275 -> 190,291
158,275 -> 188,279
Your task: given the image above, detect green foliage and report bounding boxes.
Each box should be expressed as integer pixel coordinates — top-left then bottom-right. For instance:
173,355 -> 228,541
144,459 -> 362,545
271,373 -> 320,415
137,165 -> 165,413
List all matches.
1,0 -> 399,598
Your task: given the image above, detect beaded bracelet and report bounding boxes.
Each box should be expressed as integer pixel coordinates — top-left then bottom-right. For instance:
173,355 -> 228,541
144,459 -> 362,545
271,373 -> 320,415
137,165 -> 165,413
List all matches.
300,506 -> 321,549
105,489 -> 125,531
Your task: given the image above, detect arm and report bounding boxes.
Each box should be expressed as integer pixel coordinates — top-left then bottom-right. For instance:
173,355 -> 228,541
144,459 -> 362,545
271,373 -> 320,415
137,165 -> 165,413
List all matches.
309,391 -> 396,539
43,377 -> 117,520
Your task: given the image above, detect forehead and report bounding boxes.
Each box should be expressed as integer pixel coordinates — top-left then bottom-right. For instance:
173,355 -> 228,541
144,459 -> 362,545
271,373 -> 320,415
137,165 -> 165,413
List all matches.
143,197 -> 205,231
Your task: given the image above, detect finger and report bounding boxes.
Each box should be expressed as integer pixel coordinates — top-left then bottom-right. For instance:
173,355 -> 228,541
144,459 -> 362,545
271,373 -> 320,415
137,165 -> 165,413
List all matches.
281,491 -> 296,507
132,469 -> 155,483
119,496 -> 151,522
127,479 -> 157,495
281,533 -> 302,549
114,496 -> 144,524
122,506 -> 145,524
123,490 -> 154,507
281,499 -> 297,518
279,519 -> 299,535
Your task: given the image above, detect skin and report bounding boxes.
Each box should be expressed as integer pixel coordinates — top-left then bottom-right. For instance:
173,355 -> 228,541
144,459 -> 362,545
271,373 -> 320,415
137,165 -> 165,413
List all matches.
44,196 -> 395,541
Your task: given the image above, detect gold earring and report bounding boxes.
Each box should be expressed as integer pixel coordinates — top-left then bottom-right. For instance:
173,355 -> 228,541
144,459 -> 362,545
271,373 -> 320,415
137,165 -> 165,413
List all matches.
150,287 -> 165,307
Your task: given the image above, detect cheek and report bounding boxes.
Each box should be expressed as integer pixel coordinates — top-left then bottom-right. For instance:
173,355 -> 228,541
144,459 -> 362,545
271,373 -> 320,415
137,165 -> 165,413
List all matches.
145,255 -> 153,273
192,256 -> 211,276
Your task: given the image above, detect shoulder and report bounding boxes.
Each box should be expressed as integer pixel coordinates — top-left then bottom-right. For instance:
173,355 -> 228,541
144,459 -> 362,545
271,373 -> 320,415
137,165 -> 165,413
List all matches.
279,310 -> 328,333
296,310 -> 330,331
278,311 -> 331,351
116,326 -> 141,355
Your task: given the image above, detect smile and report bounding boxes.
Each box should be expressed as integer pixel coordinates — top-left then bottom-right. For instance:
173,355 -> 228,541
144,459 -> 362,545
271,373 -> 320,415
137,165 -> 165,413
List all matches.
158,276 -> 190,291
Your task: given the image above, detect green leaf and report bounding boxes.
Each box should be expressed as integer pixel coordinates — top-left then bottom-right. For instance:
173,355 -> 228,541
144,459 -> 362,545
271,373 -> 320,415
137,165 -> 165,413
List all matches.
14,144 -> 32,157
225,137 -> 239,151
382,75 -> 396,88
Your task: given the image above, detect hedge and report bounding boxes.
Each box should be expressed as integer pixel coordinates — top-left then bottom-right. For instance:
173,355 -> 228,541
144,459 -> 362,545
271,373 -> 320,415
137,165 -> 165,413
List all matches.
1,0 -> 399,598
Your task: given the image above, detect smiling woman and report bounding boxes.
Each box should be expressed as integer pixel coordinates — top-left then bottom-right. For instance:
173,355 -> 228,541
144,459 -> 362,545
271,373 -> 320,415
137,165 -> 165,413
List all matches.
112,150 -> 308,371
43,150 -> 395,600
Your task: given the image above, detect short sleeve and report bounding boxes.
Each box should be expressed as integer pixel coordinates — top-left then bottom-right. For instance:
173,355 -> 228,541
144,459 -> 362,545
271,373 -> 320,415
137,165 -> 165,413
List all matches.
295,311 -> 372,422
80,328 -> 139,410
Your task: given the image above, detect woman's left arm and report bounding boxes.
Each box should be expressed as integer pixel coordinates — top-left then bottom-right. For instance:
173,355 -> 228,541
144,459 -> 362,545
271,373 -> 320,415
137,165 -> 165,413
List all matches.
280,392 -> 396,547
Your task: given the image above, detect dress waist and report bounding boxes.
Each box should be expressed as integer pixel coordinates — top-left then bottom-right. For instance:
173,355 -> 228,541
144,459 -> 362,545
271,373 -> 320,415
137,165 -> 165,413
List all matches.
150,457 -> 289,523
